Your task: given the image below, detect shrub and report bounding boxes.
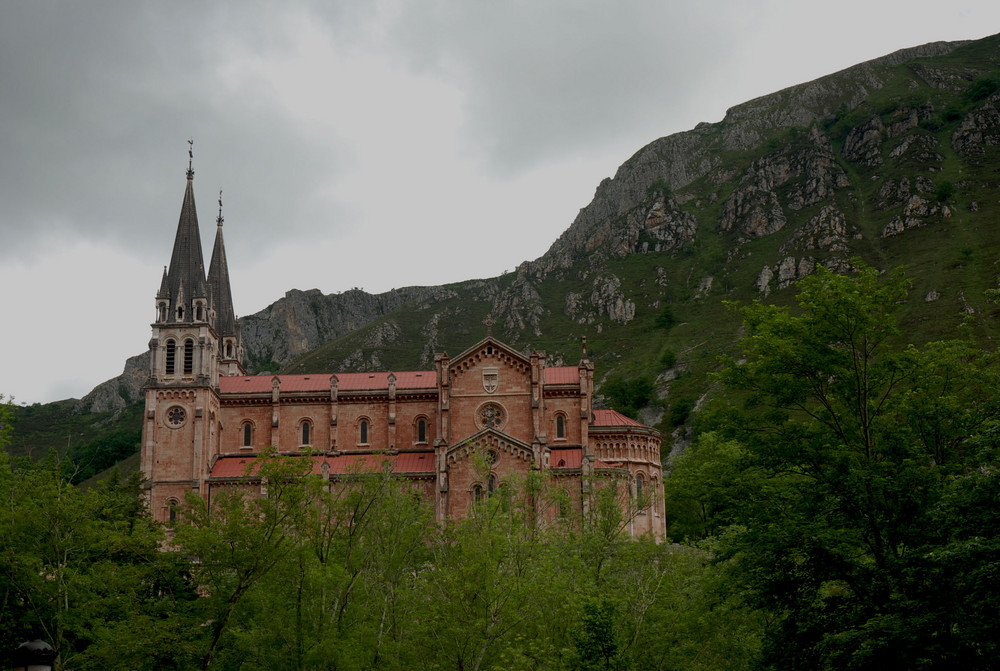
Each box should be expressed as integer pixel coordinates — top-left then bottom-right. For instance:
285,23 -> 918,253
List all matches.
670,397 -> 695,427
654,305 -> 676,330
963,76 -> 1000,104
935,181 -> 954,202
644,179 -> 672,200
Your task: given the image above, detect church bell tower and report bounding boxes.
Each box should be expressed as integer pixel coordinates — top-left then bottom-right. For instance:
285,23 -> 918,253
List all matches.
140,147 -> 244,522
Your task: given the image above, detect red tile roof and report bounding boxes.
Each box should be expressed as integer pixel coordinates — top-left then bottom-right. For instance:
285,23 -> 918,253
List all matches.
550,448 -> 582,469
210,456 -> 261,477
219,370 -> 436,394
544,366 -> 580,384
395,452 -> 436,473
209,452 -> 436,479
592,408 -> 644,427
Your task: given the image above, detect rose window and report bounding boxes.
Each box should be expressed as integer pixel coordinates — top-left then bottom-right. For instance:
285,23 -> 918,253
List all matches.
166,406 -> 186,427
478,402 -> 506,430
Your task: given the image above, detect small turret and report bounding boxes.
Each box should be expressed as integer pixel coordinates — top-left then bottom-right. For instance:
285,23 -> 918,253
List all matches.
207,189 -> 245,375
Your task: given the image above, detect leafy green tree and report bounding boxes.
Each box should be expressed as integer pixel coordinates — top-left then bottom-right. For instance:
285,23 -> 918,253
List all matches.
713,263 -> 1000,669
572,597 -> 621,670
174,449 -> 314,671
1,394 -> 196,671
662,432 -> 744,541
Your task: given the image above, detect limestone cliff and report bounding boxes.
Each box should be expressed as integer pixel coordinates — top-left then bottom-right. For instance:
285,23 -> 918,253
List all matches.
77,34 -> 1000,433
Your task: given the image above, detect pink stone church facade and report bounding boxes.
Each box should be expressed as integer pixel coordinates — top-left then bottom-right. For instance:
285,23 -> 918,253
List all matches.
141,164 -> 666,537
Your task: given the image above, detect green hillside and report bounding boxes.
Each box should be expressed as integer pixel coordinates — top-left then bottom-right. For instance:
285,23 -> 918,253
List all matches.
278,35 -> 1000,446
10,33 -> 1000,466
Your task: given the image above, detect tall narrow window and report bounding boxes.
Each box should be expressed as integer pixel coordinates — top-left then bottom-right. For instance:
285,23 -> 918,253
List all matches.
302,421 -> 311,446
474,485 -> 483,504
417,418 -> 427,443
360,419 -> 369,444
158,304 -> 166,322
168,500 -> 177,525
488,474 -> 495,496
636,474 -> 644,508
243,423 -> 252,447
226,342 -> 233,358
183,339 -> 194,374
556,414 -> 565,439
165,340 -> 176,375
196,305 -> 203,321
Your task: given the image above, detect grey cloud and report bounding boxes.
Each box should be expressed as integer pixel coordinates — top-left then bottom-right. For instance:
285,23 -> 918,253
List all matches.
0,1 -> 349,261
386,1 -> 748,175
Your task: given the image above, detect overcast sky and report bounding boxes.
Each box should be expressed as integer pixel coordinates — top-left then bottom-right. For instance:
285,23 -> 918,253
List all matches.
1,1 -> 998,405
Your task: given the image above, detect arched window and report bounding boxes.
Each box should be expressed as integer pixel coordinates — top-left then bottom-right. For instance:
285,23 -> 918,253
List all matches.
474,485 -> 483,504
196,305 -> 203,321
168,500 -> 178,525
226,342 -> 233,358
165,339 -> 176,375
158,304 -> 166,322
242,422 -> 253,448
301,421 -> 311,446
183,339 -> 194,374
359,419 -> 369,445
417,418 -> 427,443
556,414 -> 565,439
488,474 -> 495,496
177,305 -> 184,321
636,474 -> 645,508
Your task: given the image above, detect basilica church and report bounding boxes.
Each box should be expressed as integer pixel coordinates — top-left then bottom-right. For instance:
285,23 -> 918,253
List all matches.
140,161 -> 666,538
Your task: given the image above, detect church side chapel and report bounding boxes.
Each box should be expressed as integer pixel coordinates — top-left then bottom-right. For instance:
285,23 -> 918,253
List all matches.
141,156 -> 666,538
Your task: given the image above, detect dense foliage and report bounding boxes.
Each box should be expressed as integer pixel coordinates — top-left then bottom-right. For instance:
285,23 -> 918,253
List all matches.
5,262 -> 1000,669
0,417 -> 759,670
666,263 -> 1000,669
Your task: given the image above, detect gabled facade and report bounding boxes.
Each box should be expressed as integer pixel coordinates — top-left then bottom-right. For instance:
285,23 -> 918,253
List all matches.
141,163 -> 665,537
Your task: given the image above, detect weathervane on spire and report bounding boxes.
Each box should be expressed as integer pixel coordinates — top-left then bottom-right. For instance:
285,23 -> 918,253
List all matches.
217,189 -> 224,227
483,314 -> 495,337
187,138 -> 194,179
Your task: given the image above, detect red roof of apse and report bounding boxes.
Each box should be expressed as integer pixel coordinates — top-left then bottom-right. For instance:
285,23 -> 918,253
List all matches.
591,409 -> 644,427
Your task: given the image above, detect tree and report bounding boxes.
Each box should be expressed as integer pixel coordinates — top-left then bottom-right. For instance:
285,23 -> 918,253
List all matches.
661,432 -> 744,541
713,263 -> 1000,669
1,393 -> 196,671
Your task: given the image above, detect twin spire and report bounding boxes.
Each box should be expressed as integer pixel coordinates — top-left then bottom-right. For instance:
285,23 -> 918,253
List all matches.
158,142 -> 238,339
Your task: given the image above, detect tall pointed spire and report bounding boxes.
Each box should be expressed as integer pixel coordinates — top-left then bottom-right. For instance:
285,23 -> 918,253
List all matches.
208,189 -> 237,338
163,142 -> 208,322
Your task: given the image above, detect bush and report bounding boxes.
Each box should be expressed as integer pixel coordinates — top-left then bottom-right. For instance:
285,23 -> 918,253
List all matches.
659,348 -> 677,368
654,305 -> 676,330
963,76 -> 1000,104
935,181 -> 954,202
644,178 -> 672,200
670,397 -> 695,427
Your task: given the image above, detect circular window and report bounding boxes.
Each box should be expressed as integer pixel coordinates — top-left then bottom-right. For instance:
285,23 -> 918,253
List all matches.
477,402 -> 506,431
166,406 -> 186,427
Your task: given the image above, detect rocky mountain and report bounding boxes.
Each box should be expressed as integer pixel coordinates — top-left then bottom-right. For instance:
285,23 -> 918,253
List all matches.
76,34 -> 1000,452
